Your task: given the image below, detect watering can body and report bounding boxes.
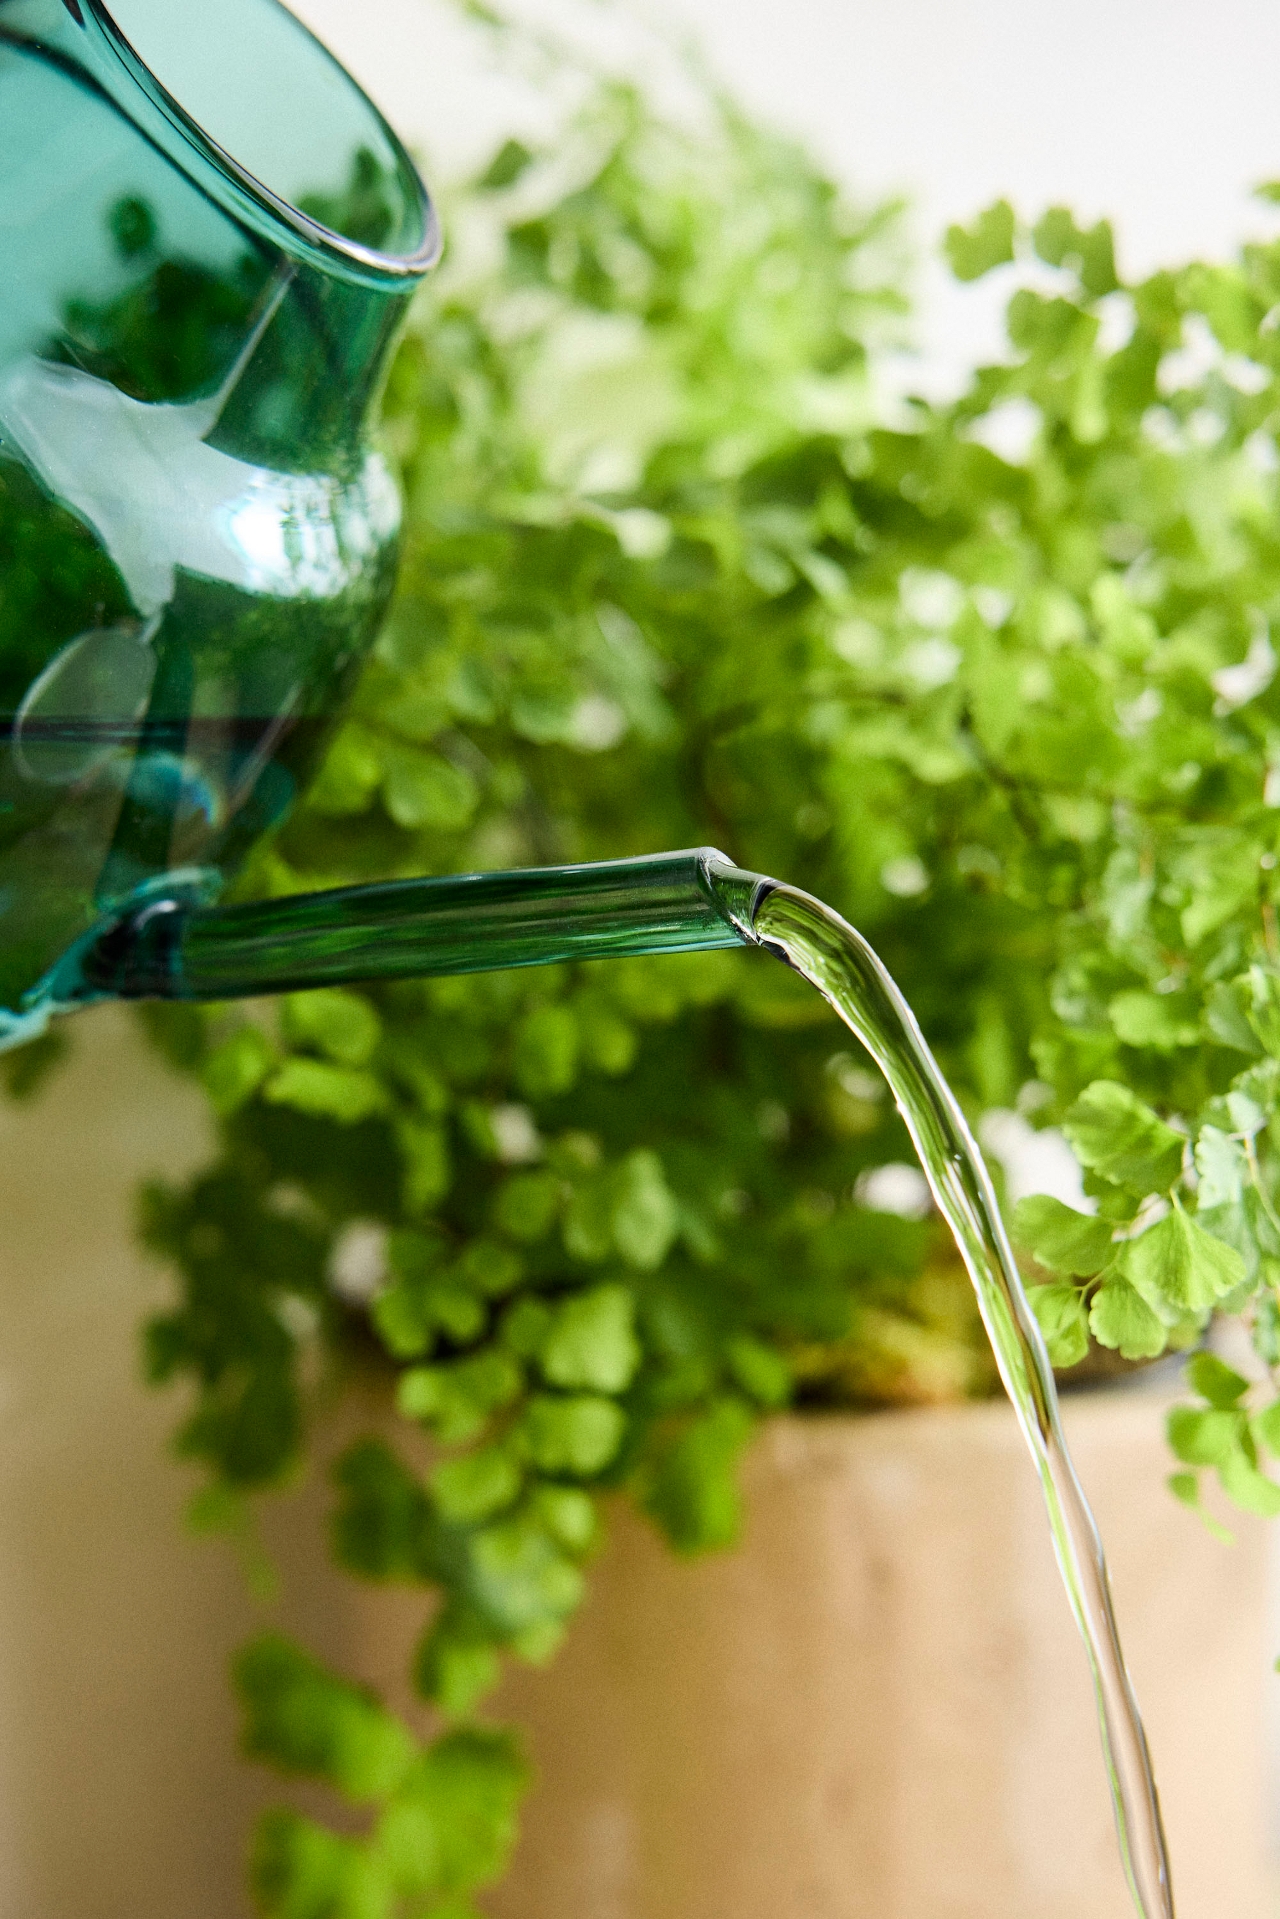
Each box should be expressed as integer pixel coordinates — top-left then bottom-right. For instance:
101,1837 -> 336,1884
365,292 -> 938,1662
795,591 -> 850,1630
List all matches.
0,0 -> 440,1040
0,0 -> 753,1045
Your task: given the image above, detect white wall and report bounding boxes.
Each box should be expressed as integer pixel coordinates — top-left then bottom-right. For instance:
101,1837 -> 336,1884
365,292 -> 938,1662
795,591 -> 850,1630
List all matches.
294,0 -> 1280,383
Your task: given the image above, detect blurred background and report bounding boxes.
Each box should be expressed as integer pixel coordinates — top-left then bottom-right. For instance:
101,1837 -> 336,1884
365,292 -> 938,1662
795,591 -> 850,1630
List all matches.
296,0 -> 1280,386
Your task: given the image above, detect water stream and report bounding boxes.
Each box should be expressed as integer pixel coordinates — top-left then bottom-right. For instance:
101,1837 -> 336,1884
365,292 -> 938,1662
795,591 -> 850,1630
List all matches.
741,878 -> 1175,1919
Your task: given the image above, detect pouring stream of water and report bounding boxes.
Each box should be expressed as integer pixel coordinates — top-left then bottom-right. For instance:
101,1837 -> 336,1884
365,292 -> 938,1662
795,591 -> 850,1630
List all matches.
743,879 -> 1175,1919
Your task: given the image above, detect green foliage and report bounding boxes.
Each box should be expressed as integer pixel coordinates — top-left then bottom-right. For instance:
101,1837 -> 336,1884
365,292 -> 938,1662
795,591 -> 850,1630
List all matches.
239,1632 -> 527,1917
945,199 -> 1016,282
641,1395 -> 756,1551
1026,1282 -> 1091,1368
0,1027 -> 69,1102
1167,1354 -> 1280,1523
105,24 -> 1280,1916
1012,1195 -> 1113,1276
1061,1083 -> 1185,1198
237,1635 -> 418,1801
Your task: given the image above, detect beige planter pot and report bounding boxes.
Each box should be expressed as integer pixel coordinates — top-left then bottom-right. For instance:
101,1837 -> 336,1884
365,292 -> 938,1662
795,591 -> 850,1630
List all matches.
0,1008 -> 266,1917
478,1400 -> 1275,1919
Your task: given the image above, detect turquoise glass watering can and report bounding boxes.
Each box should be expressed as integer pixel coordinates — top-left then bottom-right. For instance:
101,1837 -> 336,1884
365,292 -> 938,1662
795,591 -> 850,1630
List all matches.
0,0 -> 758,1048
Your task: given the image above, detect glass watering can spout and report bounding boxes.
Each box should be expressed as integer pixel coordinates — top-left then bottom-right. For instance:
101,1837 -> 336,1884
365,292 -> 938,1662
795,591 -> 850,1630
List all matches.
73,847 -> 763,1005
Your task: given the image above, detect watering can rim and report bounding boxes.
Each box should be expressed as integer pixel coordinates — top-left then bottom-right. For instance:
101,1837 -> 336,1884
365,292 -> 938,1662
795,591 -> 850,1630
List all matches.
80,0 -> 442,285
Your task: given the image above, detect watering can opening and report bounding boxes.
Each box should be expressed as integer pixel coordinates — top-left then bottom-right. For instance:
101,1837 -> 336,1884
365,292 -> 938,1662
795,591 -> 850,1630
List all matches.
89,0 -> 439,279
